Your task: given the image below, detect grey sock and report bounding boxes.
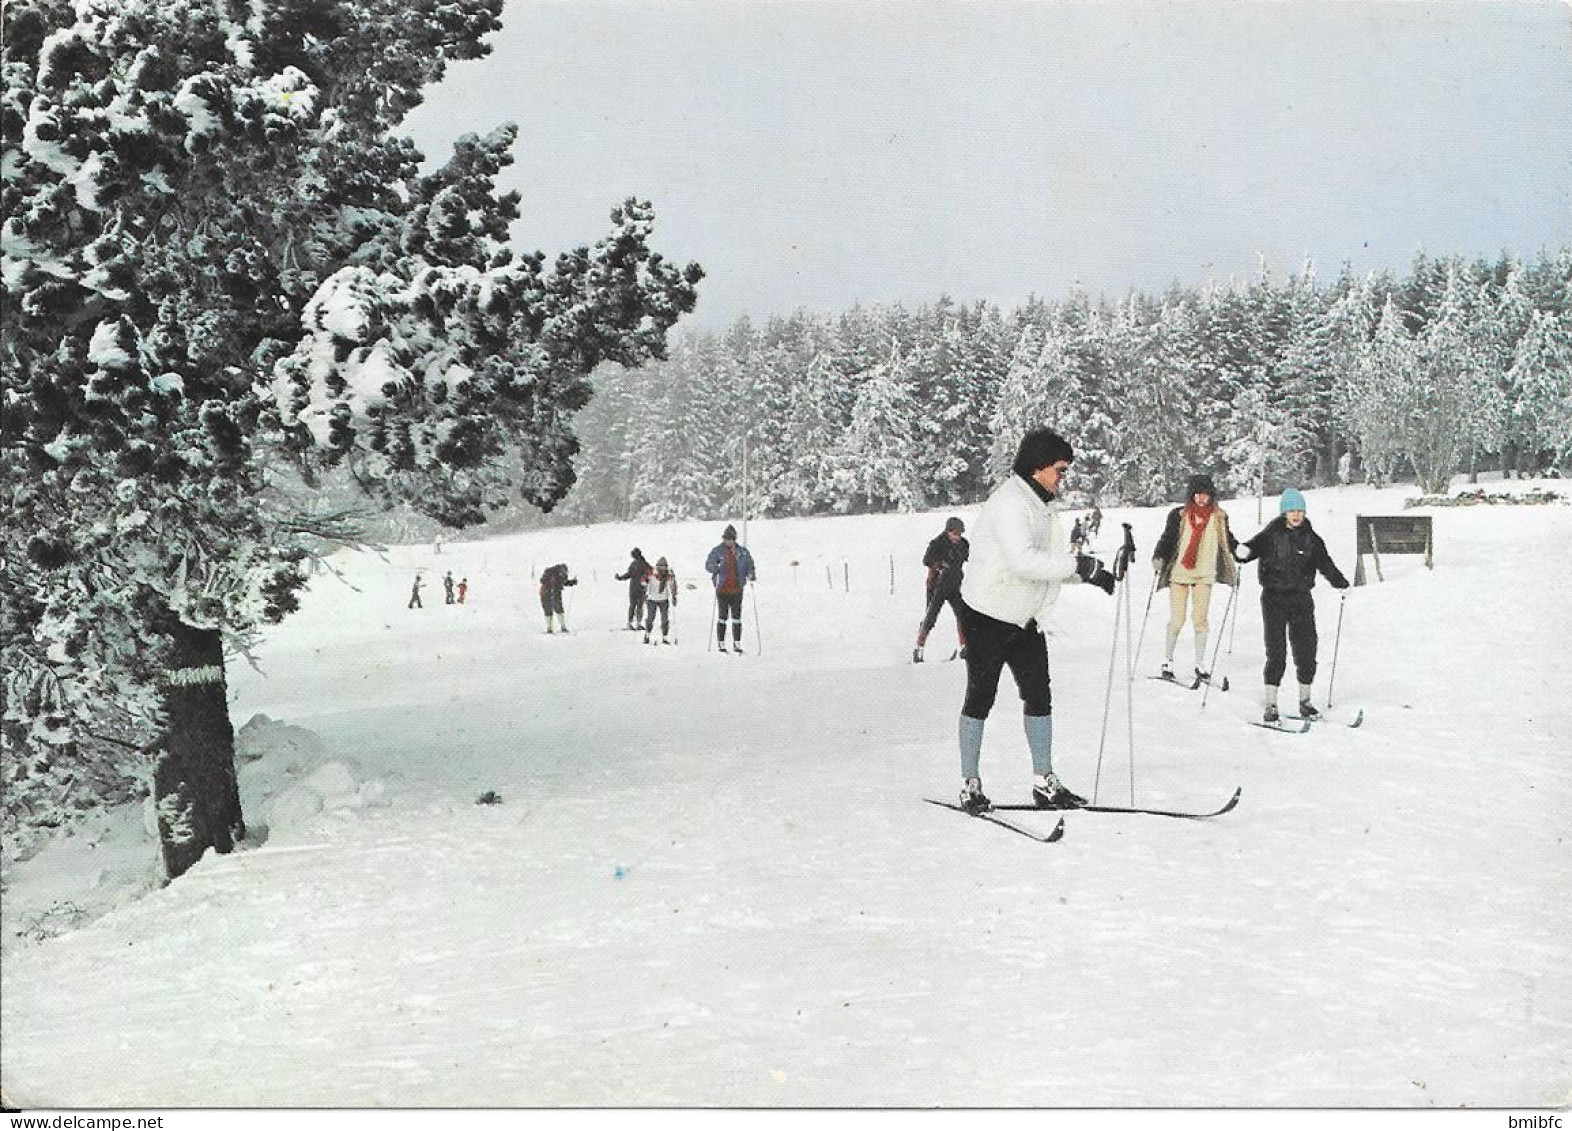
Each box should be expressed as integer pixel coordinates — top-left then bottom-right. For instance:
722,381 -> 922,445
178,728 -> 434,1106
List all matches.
1024,714 -> 1053,777
959,716 -> 985,780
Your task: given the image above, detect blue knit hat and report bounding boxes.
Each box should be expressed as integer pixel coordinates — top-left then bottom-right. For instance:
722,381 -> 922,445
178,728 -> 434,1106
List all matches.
1279,487 -> 1307,514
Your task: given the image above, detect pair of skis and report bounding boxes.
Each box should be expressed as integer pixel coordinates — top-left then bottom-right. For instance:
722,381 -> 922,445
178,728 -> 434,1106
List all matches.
1251,708 -> 1365,734
1148,671 -> 1229,692
925,786 -> 1241,843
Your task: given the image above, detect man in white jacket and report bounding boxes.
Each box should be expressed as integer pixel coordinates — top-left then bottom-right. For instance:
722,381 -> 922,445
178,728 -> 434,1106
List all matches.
955,428 -> 1116,812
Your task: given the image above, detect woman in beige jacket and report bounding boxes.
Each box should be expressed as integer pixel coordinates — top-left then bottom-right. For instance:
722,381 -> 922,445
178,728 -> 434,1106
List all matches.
1151,473 -> 1238,683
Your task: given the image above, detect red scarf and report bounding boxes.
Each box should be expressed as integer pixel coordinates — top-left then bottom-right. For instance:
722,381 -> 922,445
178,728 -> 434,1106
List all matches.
1179,501 -> 1215,570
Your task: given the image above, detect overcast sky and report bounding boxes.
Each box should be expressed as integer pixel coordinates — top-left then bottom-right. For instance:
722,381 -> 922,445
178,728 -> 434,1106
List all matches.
400,0 -> 1572,327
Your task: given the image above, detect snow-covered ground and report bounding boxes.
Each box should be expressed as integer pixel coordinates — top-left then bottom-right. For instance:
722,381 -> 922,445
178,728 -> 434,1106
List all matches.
3,480 -> 1570,1109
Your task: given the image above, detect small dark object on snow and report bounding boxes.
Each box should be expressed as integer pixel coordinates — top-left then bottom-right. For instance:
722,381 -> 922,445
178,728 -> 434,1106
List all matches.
476,790 -> 503,806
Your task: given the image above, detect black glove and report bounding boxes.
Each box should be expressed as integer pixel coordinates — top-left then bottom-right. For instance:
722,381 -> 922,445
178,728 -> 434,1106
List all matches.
1074,554 -> 1104,583
1076,554 -> 1116,596
1332,578 -> 1350,590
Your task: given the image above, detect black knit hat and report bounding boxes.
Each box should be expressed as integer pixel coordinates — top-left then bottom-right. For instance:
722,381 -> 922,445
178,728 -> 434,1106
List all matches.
1011,428 -> 1075,477
632,547 -> 644,558
1185,473 -> 1217,500
722,524 -> 737,540
945,516 -> 965,534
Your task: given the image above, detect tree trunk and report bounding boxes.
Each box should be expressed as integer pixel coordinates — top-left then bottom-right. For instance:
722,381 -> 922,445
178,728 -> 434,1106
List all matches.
153,620 -> 245,880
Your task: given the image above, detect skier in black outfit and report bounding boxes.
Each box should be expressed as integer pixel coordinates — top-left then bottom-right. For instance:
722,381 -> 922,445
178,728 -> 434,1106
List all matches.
1235,488 -> 1350,723
615,549 -> 653,630
913,517 -> 969,662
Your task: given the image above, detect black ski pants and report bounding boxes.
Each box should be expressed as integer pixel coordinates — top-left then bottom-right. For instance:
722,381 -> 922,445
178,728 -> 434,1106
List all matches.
626,586 -> 647,625
644,599 -> 671,635
1261,589 -> 1318,688
715,590 -> 744,640
918,583 -> 966,644
957,601 -> 1052,719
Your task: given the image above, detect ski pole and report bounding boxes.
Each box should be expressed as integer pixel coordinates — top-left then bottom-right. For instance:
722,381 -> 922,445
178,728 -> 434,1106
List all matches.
706,589 -> 717,653
749,583 -> 763,656
1131,569 -> 1160,674
1199,582 -> 1239,710
1327,593 -> 1347,708
1226,586 -> 1241,655
1094,524 -> 1137,805
1122,528 -> 1138,806
1092,567 -> 1125,807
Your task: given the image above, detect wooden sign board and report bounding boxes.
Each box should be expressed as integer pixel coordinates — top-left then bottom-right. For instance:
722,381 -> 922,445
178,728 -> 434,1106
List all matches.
1353,515 -> 1434,585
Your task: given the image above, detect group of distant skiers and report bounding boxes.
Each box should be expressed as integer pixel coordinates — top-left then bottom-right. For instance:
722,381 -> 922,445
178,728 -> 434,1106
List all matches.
914,427 -> 1350,814
407,570 -> 468,609
615,526 -> 757,649
406,526 -> 758,649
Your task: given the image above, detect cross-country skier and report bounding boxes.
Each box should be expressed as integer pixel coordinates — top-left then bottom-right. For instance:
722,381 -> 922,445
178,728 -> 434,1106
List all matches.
443,570 -> 456,605
1235,488 -> 1350,723
953,427 -> 1116,812
539,563 -> 577,634
913,517 -> 969,663
705,524 -> 756,654
1151,472 -> 1239,684
407,573 -> 424,609
457,577 -> 468,604
643,557 -> 679,643
615,549 -> 654,630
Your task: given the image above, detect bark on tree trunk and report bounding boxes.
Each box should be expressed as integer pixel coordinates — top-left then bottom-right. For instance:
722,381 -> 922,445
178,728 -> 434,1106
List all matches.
153,620 -> 245,880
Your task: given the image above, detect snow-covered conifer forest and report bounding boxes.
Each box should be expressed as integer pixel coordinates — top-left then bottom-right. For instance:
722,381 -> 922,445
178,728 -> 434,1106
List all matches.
557,253 -> 1572,526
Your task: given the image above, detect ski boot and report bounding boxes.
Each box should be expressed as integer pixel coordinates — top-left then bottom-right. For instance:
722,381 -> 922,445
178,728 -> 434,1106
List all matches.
912,647 -> 924,664
959,777 -> 992,813
1297,700 -> 1321,720
1032,773 -> 1087,809
1263,704 -> 1280,724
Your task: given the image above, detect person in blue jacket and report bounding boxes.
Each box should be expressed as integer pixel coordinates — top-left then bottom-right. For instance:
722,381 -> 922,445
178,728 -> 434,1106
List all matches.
704,525 -> 756,654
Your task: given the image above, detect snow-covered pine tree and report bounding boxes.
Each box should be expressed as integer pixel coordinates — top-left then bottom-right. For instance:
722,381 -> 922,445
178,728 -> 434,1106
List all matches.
1338,295 -> 1413,487
1403,266 -> 1504,493
987,314 -> 1086,484
1280,266 -> 1373,484
945,300 -> 1008,503
1488,262 -> 1542,478
1,0 -> 701,877
833,338 -> 924,512
1505,309 -> 1572,475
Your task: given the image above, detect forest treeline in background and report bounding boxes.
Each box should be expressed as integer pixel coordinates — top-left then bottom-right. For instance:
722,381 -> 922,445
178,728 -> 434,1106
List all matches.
540,249 -> 1571,528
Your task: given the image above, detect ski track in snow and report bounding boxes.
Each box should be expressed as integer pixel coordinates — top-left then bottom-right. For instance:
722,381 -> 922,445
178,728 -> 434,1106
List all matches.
3,484 -> 1570,1107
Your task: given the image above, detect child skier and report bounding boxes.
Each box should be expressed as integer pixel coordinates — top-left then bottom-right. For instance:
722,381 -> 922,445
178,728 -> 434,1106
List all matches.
1235,488 -> 1350,722
643,557 -> 679,644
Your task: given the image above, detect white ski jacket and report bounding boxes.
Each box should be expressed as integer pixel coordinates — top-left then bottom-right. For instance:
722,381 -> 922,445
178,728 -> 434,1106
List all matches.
960,474 -> 1084,628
